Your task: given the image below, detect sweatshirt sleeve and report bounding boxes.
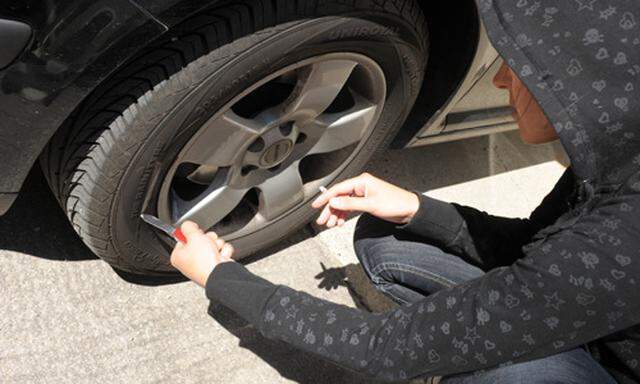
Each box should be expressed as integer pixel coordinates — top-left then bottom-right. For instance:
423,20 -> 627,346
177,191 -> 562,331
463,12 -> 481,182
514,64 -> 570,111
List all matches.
206,194 -> 640,382
399,169 -> 575,269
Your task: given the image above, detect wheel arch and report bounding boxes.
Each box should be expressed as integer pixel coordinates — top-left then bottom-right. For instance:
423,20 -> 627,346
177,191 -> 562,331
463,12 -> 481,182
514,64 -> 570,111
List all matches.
391,0 -> 481,148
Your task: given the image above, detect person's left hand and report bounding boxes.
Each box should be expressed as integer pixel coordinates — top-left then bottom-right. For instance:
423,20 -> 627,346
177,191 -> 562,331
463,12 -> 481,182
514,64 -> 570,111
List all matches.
170,221 -> 234,287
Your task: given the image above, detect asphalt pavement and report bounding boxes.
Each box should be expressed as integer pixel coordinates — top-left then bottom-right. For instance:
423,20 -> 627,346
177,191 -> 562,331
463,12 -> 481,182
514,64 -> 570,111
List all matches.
1,131 -> 565,383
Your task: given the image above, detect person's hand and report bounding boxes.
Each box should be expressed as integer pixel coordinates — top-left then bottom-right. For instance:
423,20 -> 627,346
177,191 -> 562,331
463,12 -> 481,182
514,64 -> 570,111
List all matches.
311,173 -> 420,227
170,221 -> 234,287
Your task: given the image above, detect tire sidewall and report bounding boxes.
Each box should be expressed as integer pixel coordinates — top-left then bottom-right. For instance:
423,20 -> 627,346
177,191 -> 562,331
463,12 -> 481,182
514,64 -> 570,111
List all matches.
112,15 -> 427,273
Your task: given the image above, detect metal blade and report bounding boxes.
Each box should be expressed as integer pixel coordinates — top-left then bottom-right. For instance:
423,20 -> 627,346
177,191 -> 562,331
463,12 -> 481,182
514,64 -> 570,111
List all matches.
140,214 -> 177,237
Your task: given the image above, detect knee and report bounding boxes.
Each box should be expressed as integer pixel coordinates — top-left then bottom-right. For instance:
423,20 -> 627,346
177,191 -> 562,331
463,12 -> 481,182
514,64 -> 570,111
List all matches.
353,214 -> 398,276
353,213 -> 388,240
353,214 -> 392,262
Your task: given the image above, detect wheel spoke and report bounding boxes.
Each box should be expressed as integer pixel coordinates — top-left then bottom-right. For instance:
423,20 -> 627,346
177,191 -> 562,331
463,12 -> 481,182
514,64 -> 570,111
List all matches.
174,180 -> 249,230
180,110 -> 262,167
284,60 -> 358,121
307,94 -> 378,155
257,162 -> 305,221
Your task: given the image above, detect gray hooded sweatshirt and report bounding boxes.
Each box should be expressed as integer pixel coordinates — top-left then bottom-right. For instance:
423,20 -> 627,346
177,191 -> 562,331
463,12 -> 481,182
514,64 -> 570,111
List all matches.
206,1 -> 640,382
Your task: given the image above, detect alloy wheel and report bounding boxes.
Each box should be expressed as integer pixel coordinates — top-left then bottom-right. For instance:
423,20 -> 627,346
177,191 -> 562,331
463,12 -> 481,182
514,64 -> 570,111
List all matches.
157,53 -> 387,240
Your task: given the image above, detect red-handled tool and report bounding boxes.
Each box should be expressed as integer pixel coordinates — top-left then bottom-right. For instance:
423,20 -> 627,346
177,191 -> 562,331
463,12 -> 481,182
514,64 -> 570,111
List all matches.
140,214 -> 187,244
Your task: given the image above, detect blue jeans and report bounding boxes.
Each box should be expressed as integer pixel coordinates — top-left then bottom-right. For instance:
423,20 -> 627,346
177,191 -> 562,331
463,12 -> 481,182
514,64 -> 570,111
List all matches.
353,214 -> 617,384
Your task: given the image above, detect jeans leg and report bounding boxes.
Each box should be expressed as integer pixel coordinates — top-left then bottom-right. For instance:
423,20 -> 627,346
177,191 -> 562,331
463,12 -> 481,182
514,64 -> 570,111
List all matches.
353,214 -> 484,305
441,347 -> 618,384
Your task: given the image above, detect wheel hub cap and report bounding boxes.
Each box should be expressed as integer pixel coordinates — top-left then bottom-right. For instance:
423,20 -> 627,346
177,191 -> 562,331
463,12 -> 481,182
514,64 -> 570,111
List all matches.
260,139 -> 293,167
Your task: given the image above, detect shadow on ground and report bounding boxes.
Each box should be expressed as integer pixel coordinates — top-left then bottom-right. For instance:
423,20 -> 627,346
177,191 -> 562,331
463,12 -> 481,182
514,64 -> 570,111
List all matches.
0,167 -> 97,262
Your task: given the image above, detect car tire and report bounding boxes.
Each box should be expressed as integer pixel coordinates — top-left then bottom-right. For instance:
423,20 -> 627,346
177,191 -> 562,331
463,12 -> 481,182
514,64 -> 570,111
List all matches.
41,0 -> 428,274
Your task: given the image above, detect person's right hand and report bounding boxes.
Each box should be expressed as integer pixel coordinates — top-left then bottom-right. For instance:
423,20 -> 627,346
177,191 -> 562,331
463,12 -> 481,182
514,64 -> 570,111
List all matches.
311,173 -> 420,227
170,221 -> 234,287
